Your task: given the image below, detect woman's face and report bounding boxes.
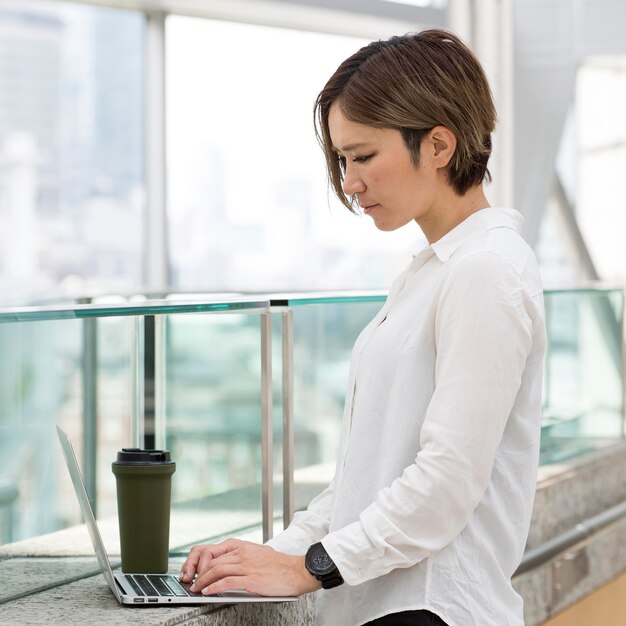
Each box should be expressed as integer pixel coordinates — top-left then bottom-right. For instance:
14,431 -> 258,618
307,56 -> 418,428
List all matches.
328,102 -> 444,233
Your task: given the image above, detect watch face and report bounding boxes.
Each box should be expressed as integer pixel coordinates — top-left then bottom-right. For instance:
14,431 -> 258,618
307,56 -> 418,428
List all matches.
308,543 -> 336,575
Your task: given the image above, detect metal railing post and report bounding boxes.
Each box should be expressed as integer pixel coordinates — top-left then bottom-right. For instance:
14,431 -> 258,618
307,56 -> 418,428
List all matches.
261,312 -> 273,542
81,317 -> 98,513
154,314 -> 167,450
130,317 -> 145,448
282,310 -> 295,527
143,316 -> 156,450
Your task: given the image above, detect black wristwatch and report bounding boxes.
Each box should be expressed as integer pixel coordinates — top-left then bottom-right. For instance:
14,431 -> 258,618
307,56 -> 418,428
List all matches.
305,542 -> 344,589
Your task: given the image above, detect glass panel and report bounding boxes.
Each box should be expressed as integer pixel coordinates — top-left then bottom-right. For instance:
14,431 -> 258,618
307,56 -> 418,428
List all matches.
278,288 -> 625,517
0,306 -> 269,601
0,1 -> 144,301
166,16 -> 417,293
164,311 -> 268,550
95,316 -> 133,520
541,289 -> 624,463
0,318 -> 83,545
288,300 -> 384,516
0,315 -> 135,547
0,314 -> 134,602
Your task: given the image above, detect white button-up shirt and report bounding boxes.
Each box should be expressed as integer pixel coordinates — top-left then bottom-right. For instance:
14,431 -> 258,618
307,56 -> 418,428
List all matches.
267,208 -> 545,626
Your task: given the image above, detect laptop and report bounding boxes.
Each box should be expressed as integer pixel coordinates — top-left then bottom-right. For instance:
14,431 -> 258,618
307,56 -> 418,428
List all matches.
56,426 -> 297,606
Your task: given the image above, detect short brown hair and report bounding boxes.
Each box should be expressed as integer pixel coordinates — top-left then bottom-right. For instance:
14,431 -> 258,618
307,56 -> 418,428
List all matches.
314,29 -> 497,210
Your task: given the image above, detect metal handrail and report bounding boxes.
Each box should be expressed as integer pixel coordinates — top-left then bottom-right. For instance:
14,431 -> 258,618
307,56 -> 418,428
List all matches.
514,499 -> 626,577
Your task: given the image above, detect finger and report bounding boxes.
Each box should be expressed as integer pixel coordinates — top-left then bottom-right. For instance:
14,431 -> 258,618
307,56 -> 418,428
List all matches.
196,539 -> 243,576
199,575 -> 252,596
191,564 -> 247,593
210,538 -> 243,558
196,552 -> 240,577
179,545 -> 203,581
179,544 -> 212,582
180,539 -> 246,582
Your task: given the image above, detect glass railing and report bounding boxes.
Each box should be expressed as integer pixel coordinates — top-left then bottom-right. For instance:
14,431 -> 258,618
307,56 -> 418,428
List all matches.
541,288 -> 624,463
0,296 -> 271,557
269,293 -> 386,531
0,287 -> 623,565
272,287 -> 625,531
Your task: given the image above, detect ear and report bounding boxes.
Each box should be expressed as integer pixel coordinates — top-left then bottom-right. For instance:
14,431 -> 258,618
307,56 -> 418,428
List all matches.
427,126 -> 457,169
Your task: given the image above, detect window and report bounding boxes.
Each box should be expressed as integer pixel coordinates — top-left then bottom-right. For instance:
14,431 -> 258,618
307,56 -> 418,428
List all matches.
539,55 -> 626,286
166,16 -> 417,293
574,56 -> 626,282
0,1 -> 144,302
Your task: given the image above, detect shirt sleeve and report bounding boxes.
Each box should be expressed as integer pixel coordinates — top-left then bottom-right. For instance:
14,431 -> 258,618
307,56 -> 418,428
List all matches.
321,251 -> 537,585
265,480 -> 335,555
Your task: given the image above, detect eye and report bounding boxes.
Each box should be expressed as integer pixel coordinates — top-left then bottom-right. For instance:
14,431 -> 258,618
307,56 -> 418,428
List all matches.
353,154 -> 373,163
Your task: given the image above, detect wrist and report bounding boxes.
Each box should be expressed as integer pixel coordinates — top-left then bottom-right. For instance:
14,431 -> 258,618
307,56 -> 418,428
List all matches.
294,555 -> 322,593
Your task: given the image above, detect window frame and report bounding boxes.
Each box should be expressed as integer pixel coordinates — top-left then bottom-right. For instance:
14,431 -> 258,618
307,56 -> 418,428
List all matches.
45,0 -> 442,290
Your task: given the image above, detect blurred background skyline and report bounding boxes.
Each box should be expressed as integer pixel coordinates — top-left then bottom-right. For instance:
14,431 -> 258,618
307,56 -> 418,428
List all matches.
1,1 -> 625,303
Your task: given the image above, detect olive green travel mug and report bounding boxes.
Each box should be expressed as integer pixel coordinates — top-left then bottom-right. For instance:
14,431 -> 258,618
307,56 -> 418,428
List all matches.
112,448 -> 176,573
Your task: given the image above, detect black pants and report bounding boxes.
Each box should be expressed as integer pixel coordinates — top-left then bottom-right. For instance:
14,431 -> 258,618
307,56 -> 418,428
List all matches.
362,609 -> 448,626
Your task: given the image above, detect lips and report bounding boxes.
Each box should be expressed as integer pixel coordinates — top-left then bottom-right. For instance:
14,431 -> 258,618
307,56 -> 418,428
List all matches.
362,203 -> 379,214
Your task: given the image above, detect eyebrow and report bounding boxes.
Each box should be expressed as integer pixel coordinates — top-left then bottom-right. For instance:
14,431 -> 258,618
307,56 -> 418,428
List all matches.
332,142 -> 372,154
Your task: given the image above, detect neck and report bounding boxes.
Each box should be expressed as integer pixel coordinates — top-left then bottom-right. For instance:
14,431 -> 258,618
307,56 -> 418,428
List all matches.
417,184 -> 490,244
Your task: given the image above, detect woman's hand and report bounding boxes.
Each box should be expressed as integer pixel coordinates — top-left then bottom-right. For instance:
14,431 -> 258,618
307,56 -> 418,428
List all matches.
179,539 -> 322,597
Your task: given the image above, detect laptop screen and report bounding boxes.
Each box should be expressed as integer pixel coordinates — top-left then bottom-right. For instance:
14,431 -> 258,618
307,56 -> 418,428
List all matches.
56,426 -> 121,602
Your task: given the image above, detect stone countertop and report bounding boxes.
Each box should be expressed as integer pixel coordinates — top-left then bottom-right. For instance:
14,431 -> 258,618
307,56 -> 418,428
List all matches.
0,557 -> 315,626
0,557 -> 103,604
0,521 -> 316,626
0,561 -> 219,626
0,516 -> 268,607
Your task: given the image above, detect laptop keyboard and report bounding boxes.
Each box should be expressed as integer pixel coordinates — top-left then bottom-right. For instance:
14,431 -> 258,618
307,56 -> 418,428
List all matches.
123,574 -> 195,598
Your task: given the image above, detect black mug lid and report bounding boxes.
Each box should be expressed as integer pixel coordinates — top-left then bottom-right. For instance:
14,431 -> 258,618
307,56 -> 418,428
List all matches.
114,448 -> 173,464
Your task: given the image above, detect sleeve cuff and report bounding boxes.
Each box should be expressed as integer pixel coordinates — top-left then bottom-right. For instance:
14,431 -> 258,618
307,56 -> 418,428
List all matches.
322,506 -> 431,586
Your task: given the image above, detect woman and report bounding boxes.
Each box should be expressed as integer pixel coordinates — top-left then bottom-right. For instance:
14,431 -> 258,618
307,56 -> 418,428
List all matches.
180,29 -> 545,626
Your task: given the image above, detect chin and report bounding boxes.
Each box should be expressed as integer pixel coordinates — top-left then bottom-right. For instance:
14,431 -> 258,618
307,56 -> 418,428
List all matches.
372,219 -> 404,232
369,214 -> 412,232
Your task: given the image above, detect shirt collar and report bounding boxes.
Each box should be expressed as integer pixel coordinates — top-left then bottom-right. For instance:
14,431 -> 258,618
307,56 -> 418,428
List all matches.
411,208 -> 524,262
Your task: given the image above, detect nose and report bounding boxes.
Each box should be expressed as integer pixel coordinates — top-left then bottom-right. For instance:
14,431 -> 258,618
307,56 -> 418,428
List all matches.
342,163 -> 365,196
